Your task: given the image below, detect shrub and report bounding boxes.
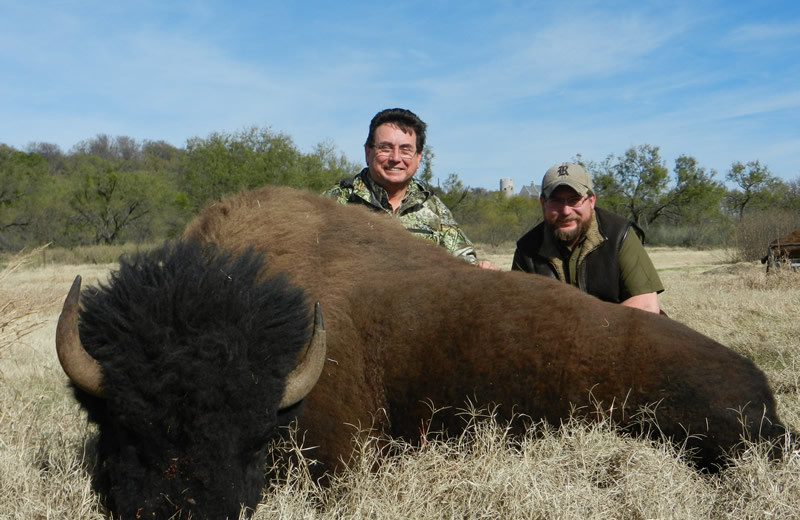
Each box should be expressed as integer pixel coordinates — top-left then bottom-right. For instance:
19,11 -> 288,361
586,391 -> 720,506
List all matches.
730,209 -> 800,262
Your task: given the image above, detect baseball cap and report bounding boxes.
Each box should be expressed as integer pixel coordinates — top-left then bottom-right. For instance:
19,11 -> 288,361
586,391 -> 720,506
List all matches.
541,162 -> 593,198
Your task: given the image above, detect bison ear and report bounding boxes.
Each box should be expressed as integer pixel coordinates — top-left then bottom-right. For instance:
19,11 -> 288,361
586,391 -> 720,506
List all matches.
56,275 -> 105,397
279,302 -> 326,408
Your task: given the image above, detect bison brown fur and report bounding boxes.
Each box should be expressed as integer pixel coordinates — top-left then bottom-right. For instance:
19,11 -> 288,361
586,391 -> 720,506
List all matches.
182,186 -> 792,472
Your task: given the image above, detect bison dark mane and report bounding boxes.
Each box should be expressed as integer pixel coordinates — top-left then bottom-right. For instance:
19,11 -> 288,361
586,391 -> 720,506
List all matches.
75,240 -> 310,519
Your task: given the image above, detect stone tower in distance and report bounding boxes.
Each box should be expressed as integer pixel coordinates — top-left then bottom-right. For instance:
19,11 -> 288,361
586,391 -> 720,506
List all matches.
500,178 -> 514,198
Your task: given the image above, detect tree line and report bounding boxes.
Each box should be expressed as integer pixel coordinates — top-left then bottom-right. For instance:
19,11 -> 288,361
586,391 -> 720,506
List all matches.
0,128 -> 357,251
419,144 -> 799,255
2,129 -> 799,259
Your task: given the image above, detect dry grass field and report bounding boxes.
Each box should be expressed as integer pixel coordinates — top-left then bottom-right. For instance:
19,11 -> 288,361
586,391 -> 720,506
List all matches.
1,245 -> 799,519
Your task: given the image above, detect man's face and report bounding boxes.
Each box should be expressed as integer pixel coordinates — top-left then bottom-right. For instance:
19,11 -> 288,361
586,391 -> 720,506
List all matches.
364,123 -> 421,192
541,185 -> 596,246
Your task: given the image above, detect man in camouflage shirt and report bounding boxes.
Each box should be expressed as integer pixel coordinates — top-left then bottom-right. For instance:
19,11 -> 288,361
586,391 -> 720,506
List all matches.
323,108 -> 496,269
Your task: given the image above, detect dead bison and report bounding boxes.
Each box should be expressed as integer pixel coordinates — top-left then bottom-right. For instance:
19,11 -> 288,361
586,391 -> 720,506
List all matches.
58,185 -> 792,519
56,241 -> 325,519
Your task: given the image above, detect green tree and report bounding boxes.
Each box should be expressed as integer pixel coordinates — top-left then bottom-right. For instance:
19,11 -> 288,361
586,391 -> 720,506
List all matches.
652,155 -> 728,246
463,193 -> 541,246
182,127 -> 301,210
72,134 -> 143,162
0,145 -> 51,249
657,155 -> 726,222
296,140 -> 360,192
141,140 -> 185,173
439,172 -> 470,210
66,154 -> 177,244
26,142 -> 67,174
725,160 -> 782,220
183,128 -> 360,207
471,201 -> 518,246
418,147 -> 435,184
590,144 -> 669,227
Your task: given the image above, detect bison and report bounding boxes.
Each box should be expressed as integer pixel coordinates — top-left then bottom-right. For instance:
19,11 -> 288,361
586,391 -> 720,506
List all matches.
761,228 -> 800,271
56,240 -> 326,519
57,185 -> 792,519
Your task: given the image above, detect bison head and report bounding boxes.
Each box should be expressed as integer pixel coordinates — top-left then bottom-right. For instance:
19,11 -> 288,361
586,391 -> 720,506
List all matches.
56,240 -> 325,519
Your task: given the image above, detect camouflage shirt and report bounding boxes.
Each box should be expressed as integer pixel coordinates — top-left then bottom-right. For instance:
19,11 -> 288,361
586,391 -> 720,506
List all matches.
322,168 -> 479,264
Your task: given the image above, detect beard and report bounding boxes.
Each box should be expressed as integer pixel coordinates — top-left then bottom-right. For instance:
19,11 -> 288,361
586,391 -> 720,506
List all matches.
547,216 -> 591,245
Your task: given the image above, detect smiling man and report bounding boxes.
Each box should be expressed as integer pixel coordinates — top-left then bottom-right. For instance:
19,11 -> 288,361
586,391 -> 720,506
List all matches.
512,162 -> 663,313
324,108 -> 495,269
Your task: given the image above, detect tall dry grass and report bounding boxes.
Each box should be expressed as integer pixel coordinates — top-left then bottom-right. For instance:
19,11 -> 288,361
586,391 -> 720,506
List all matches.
1,250 -> 799,519
0,246 -> 50,362
1,256 -> 114,519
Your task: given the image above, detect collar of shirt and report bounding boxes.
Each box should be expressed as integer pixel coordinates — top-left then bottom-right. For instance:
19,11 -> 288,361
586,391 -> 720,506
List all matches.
356,169 -> 431,214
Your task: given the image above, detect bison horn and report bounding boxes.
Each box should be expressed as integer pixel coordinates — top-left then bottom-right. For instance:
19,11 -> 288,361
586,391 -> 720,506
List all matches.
279,301 -> 326,408
56,275 -> 105,397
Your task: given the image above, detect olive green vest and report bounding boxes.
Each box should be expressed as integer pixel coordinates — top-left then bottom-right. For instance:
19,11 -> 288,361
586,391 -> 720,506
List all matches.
513,208 -> 644,303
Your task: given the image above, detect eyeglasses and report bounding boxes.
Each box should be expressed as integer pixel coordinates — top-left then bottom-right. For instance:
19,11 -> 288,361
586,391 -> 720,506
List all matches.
371,143 -> 417,160
544,195 -> 588,208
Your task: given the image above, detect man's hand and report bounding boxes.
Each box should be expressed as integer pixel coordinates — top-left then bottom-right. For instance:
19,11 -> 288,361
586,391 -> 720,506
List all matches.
477,260 -> 499,271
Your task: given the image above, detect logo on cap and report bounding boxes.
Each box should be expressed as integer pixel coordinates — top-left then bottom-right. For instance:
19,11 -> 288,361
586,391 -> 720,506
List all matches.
557,164 -> 569,176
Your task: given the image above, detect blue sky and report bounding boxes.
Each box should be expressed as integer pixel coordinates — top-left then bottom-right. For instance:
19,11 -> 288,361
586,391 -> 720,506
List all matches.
2,1 -> 799,190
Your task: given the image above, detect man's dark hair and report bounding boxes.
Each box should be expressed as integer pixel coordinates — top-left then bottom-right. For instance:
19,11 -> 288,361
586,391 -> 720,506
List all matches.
365,108 -> 427,153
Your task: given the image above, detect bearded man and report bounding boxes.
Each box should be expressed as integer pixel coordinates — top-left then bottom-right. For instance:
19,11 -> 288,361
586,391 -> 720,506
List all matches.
512,162 -> 663,313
